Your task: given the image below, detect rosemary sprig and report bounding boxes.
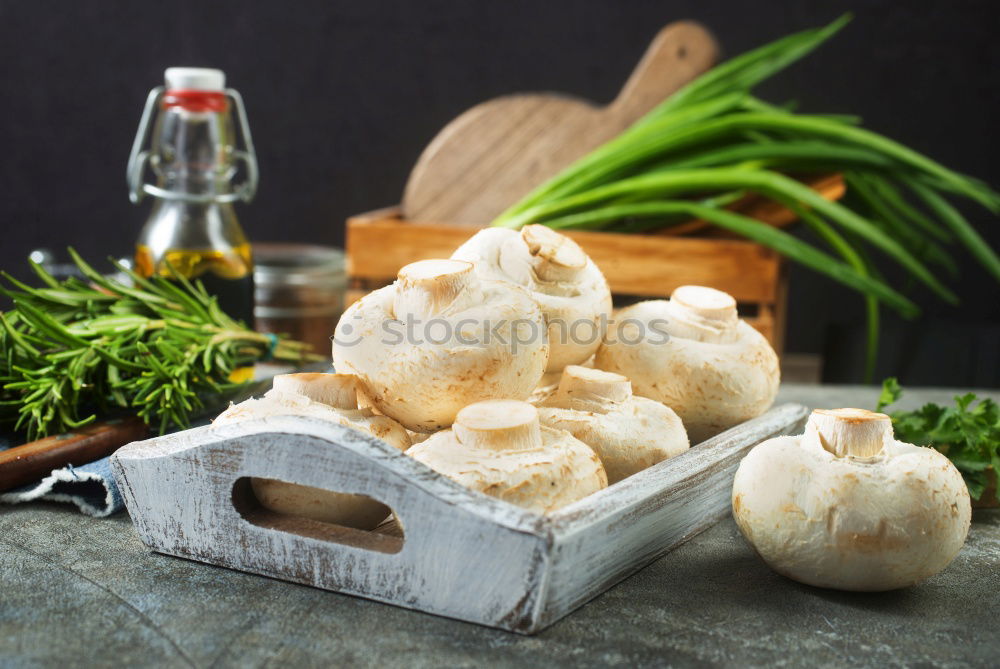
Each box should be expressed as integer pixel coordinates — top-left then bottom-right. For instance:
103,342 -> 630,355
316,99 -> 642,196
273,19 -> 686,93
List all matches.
0,249 -> 318,440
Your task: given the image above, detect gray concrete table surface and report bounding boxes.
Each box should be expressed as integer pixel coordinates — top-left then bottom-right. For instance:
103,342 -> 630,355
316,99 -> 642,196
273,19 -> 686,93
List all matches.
1,384 -> 998,668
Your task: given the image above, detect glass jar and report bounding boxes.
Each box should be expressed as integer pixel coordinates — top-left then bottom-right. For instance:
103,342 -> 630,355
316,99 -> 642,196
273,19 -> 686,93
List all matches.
253,243 -> 346,357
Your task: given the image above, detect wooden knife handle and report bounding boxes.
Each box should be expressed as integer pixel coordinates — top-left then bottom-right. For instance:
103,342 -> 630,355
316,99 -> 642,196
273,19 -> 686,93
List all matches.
0,417 -> 150,493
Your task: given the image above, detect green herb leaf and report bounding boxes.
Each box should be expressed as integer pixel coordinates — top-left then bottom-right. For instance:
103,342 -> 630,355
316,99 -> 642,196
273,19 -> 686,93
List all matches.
876,377 -> 902,412
876,379 -> 1000,501
0,250 -> 319,440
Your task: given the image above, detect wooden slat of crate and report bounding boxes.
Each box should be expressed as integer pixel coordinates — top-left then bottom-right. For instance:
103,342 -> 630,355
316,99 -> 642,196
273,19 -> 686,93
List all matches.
348,209 -> 781,300
345,208 -> 787,349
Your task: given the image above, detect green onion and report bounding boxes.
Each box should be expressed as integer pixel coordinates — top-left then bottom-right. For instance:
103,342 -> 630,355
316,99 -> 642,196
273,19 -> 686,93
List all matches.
491,14 -> 999,374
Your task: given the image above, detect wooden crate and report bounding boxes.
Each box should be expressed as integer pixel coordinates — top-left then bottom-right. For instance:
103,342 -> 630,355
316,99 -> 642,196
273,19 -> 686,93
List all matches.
347,208 -> 791,352
112,404 -> 808,634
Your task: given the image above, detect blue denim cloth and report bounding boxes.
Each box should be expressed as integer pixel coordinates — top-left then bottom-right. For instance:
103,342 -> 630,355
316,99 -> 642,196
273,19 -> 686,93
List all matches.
0,435 -> 124,517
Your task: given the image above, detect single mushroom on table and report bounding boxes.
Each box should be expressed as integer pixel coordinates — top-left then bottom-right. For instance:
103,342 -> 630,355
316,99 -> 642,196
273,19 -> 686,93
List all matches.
595,285 -> 779,443
451,224 -> 612,377
533,365 -> 689,484
214,372 -> 411,529
732,408 -> 971,591
333,259 -> 549,432
407,399 -> 608,514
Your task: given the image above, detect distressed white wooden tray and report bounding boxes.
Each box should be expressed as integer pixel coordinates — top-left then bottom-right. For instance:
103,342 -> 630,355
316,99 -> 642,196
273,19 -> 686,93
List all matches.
111,402 -> 808,634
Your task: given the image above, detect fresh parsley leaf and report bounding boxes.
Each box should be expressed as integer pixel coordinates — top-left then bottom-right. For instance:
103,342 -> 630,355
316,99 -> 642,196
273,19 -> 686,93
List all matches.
877,378 -> 1000,501
876,377 -> 902,412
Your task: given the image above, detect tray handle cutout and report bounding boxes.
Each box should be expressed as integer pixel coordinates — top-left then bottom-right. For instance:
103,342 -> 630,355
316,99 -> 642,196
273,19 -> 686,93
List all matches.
232,477 -> 405,555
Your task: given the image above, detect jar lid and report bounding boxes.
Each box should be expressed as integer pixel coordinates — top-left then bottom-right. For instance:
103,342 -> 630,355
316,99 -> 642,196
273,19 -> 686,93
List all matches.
254,243 -> 346,286
164,67 -> 226,92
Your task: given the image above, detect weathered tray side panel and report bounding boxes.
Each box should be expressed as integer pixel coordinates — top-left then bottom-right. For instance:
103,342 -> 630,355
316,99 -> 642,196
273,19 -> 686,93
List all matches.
537,404 -> 809,628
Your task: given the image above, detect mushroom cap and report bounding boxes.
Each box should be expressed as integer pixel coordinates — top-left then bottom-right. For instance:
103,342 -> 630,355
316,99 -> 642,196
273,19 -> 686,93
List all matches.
214,373 -> 411,529
732,408 -> 971,591
332,260 -> 549,432
595,288 -> 779,443
271,372 -> 364,410
452,226 -> 612,373
534,366 -> 689,483
406,399 -> 607,514
216,373 -> 412,451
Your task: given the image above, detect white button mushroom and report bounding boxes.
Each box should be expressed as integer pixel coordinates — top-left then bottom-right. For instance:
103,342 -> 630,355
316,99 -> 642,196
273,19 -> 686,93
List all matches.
215,373 -> 411,451
406,399 -> 608,514
595,285 -> 779,442
333,259 -> 549,432
533,365 -> 689,483
215,373 -> 411,529
451,225 -> 612,374
732,408 -> 972,591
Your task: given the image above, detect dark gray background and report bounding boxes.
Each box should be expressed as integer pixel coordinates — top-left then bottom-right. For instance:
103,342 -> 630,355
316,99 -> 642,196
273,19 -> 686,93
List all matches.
0,0 -> 997,385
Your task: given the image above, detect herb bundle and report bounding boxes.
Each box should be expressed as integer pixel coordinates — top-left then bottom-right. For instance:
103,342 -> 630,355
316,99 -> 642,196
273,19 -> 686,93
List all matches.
492,15 -> 1000,378
0,250 -> 316,440
877,378 -> 1000,502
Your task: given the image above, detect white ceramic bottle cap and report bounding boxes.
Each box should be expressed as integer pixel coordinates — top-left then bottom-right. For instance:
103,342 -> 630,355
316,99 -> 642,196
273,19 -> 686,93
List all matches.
164,67 -> 226,91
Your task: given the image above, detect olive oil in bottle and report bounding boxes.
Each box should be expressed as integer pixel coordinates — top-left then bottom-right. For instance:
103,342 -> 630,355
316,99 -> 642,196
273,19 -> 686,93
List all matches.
128,67 -> 259,325
134,244 -> 255,324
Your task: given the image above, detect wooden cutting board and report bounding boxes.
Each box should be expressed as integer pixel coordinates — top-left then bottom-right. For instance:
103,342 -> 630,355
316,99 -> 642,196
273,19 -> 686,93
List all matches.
402,21 -> 719,225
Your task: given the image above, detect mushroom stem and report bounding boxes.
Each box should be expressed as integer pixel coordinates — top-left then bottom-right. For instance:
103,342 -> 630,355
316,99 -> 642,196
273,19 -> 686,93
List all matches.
393,259 -> 477,320
521,224 -> 588,283
664,285 -> 739,343
272,373 -> 360,410
804,408 -> 892,458
554,365 -> 632,411
453,400 -> 544,451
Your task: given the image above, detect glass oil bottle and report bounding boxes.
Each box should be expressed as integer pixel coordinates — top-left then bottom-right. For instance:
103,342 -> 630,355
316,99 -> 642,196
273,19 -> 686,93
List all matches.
127,67 -> 259,325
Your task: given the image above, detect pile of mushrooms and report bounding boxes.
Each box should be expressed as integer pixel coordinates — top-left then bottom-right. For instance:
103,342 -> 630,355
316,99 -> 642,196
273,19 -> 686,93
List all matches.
215,373 -> 410,529
732,408 -> 971,591
596,285 -> 780,442
321,229 -> 782,512
220,226 -> 790,517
